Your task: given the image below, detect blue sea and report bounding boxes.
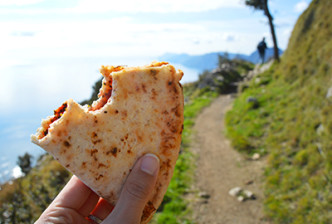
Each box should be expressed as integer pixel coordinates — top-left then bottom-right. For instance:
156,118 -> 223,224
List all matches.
0,56 -> 199,183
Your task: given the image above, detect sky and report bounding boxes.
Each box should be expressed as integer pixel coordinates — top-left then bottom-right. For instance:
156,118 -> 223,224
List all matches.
0,0 -> 310,182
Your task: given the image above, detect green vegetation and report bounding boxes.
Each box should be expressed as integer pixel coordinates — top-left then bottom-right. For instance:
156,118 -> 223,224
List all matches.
0,155 -> 70,223
226,0 -> 332,223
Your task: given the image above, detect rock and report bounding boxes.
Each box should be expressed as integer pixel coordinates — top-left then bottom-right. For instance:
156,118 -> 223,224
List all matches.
237,195 -> 245,202
246,96 -> 258,103
245,180 -> 254,185
216,76 -> 224,82
243,190 -> 256,199
316,124 -> 324,135
199,192 -> 211,199
229,187 -> 242,197
246,96 -> 259,109
255,77 -> 261,84
326,86 -> 332,98
316,143 -> 326,158
252,153 -> 260,160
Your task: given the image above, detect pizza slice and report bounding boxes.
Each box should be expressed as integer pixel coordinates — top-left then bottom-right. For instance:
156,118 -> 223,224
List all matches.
31,62 -> 184,223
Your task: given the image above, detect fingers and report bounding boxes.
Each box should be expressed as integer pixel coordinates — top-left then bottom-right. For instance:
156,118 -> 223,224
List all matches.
52,176 -> 96,210
90,198 -> 114,220
78,191 -> 100,217
36,176 -> 100,224
103,154 -> 159,224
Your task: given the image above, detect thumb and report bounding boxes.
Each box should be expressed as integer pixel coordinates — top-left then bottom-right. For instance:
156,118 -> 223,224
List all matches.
103,154 -> 159,224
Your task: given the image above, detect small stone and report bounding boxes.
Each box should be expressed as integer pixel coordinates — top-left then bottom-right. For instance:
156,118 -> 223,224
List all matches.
229,187 -> 242,197
246,96 -> 258,103
245,180 -> 254,185
237,195 -> 245,202
199,192 -> 210,199
326,87 -> 332,98
316,124 -> 324,135
246,96 -> 259,109
243,190 -> 256,199
216,76 -> 224,82
252,153 -> 260,160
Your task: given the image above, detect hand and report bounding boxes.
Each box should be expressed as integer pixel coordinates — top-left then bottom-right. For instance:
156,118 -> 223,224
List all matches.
36,154 -> 160,224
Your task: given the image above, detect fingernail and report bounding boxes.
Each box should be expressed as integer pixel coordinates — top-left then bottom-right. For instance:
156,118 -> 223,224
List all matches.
140,154 -> 159,176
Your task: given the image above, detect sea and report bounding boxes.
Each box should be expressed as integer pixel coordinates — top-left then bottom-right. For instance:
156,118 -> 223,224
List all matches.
0,56 -> 200,184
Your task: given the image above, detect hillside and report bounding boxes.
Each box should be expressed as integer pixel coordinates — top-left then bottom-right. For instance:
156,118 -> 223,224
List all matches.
226,0 -> 332,223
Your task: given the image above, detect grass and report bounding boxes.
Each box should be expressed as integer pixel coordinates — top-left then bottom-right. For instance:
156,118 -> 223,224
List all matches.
225,1 -> 332,222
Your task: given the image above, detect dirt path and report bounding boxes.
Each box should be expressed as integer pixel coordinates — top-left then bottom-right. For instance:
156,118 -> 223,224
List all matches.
190,95 -> 269,224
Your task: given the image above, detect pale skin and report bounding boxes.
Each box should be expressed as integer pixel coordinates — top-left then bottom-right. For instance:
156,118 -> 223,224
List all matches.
36,154 -> 160,224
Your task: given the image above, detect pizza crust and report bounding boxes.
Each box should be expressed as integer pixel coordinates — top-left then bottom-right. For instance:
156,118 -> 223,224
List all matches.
31,62 -> 184,223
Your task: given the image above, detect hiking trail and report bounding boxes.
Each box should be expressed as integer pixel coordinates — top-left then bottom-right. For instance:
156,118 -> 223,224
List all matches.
190,95 -> 269,224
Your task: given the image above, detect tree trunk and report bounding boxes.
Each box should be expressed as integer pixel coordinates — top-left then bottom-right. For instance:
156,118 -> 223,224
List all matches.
264,0 -> 280,62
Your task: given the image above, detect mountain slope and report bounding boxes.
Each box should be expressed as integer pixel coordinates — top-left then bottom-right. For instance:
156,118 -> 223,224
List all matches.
225,0 -> 332,223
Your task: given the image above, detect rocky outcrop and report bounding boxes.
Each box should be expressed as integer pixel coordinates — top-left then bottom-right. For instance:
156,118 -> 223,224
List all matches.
196,58 -> 252,93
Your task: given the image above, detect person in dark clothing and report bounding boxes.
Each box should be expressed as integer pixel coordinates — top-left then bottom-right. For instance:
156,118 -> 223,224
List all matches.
257,37 -> 267,64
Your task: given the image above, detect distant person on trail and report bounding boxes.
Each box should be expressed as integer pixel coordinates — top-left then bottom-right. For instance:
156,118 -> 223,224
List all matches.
257,37 -> 267,64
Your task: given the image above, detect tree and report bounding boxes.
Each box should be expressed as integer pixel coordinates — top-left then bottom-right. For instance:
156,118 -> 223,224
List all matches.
245,0 -> 280,62
17,153 -> 33,176
80,77 -> 102,106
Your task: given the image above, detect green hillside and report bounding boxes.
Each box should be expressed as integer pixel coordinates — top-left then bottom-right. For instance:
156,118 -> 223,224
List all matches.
226,0 -> 332,223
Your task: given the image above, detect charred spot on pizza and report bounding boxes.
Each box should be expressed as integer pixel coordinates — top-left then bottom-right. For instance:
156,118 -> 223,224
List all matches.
90,149 -> 99,161
142,84 -> 147,93
141,201 -> 156,222
92,139 -> 102,144
180,124 -> 184,134
151,88 -> 158,100
171,104 -> 181,118
98,163 -> 107,168
150,69 -> 158,80
106,147 -> 118,157
92,132 -> 98,138
63,140 -> 71,148
95,174 -> 104,181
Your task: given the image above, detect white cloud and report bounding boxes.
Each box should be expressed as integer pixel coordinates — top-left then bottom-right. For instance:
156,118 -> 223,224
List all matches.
12,166 -> 24,178
294,0 -> 309,13
0,0 -> 44,6
71,0 -> 243,13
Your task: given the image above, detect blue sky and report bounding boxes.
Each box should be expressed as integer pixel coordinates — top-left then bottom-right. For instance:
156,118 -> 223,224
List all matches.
0,0 -> 310,181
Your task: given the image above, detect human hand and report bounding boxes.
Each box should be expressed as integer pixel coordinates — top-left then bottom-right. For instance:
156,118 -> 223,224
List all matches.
36,154 -> 160,224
